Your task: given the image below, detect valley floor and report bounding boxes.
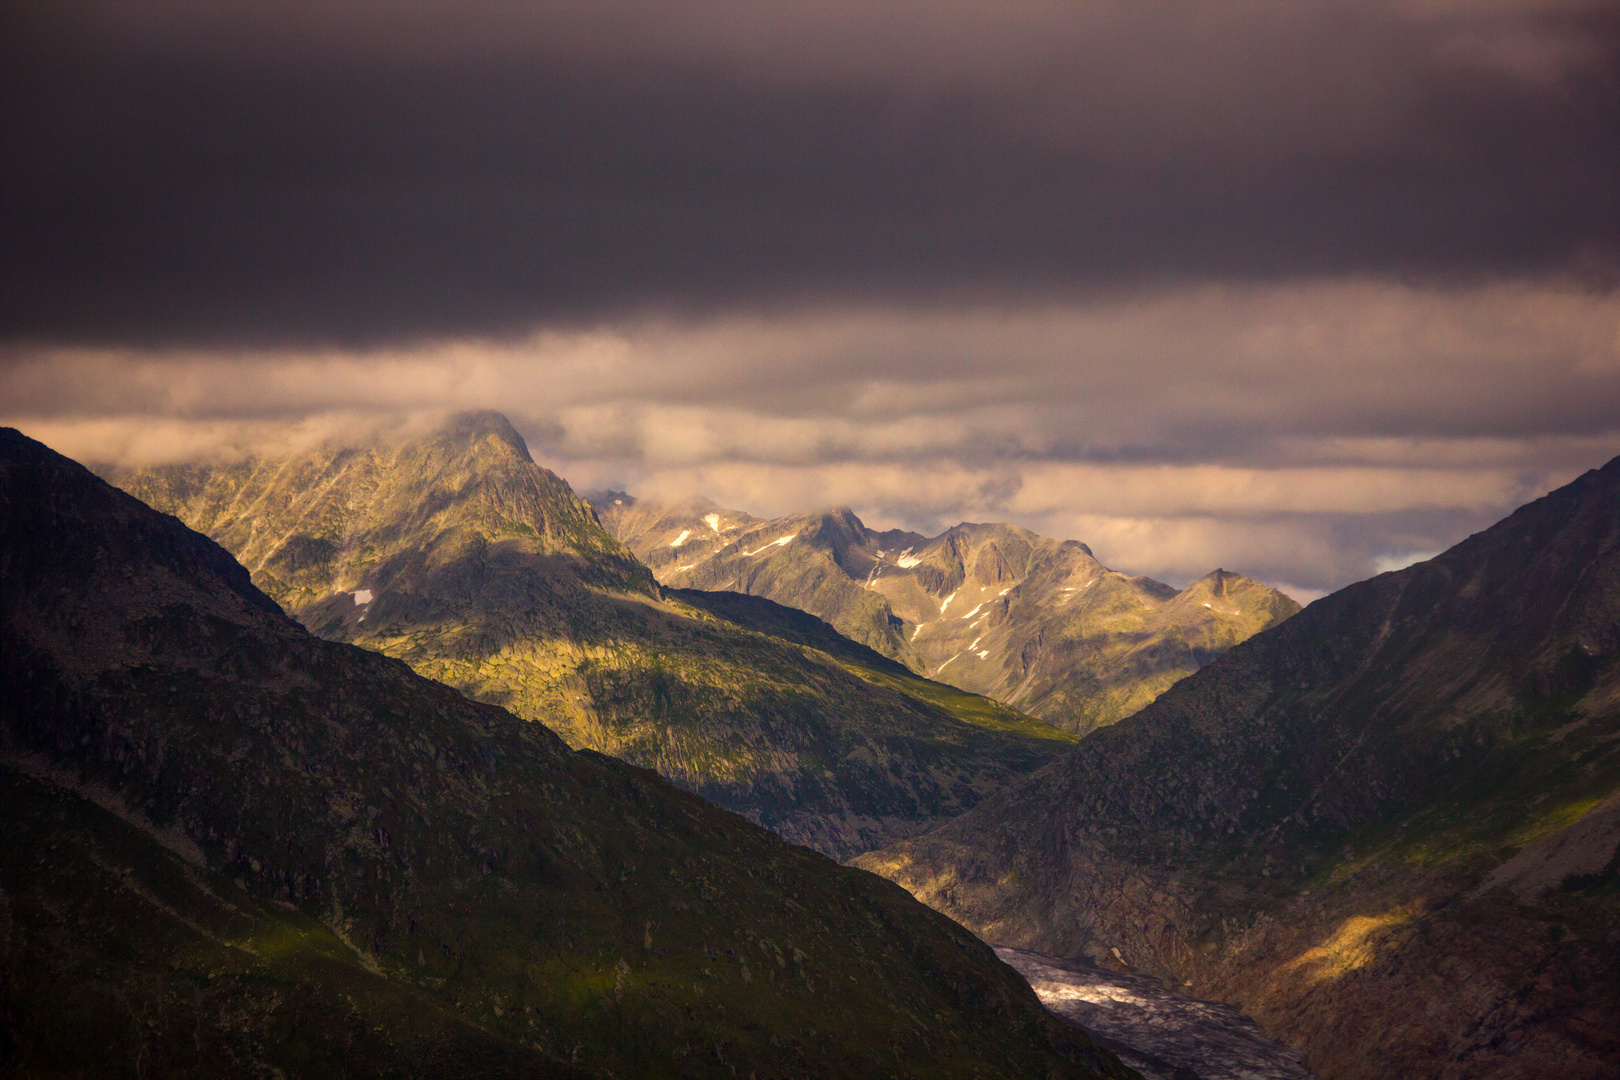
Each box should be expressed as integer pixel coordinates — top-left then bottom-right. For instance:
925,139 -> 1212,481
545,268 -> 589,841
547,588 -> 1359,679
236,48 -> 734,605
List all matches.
995,946 -> 1316,1080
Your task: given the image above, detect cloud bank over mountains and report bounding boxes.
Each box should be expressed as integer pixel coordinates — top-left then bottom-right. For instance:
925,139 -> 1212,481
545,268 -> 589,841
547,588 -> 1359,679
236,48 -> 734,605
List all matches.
3,0 -> 1616,596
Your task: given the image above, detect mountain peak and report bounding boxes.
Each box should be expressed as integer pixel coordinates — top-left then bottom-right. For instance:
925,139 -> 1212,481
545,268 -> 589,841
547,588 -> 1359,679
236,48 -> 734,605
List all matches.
438,409 -> 532,462
597,493 -> 1297,734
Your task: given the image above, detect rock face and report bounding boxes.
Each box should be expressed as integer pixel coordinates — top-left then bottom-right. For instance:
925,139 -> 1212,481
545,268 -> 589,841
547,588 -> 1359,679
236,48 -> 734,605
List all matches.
594,495 -> 1299,735
108,413 -> 1071,859
854,459 -> 1620,1079
0,427 -> 1130,1080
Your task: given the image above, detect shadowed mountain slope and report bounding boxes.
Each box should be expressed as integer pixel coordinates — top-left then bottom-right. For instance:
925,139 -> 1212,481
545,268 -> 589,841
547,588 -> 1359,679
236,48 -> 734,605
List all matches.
109,414 -> 1070,859
0,427 -> 1129,1080
593,495 -> 1299,735
855,460 -> 1620,1080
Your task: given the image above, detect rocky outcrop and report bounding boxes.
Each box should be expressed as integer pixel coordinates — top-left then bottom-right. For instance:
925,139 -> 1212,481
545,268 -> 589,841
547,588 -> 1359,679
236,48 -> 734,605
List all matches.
855,458 -> 1620,1079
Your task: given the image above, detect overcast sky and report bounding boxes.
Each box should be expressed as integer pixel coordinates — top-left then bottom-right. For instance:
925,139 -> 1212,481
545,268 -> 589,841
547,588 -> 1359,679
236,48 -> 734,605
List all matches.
4,1 -> 1617,599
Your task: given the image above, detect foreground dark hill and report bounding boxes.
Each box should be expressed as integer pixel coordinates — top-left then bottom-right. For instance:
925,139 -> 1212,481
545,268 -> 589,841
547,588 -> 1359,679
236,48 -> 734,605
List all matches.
0,428 -> 1128,1080
856,460 -> 1620,1079
594,495 -> 1299,735
111,414 -> 1070,858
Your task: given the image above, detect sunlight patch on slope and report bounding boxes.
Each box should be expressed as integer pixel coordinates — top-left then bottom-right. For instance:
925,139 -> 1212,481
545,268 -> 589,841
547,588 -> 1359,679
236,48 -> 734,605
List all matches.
1280,906 -> 1419,984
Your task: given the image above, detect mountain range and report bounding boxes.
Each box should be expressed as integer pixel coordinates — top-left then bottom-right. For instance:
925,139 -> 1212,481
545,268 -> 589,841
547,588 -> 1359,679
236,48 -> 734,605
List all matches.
593,495 -> 1300,735
107,414 -> 1072,858
854,457 -> 1620,1079
0,426 -> 1128,1079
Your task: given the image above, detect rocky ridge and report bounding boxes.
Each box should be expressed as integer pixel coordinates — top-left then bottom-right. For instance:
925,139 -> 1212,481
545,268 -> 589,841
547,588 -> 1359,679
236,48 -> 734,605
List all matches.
593,494 -> 1299,735
0,426 -> 1129,1080
854,459 -> 1620,1079
109,414 -> 1071,859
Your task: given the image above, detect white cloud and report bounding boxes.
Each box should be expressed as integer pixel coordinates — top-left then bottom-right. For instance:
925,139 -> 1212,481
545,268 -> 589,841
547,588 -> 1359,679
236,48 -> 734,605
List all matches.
1372,550 -> 1443,574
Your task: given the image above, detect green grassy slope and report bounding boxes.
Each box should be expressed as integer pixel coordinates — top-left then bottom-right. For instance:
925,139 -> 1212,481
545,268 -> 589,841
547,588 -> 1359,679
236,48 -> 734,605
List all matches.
667,587 -> 1075,746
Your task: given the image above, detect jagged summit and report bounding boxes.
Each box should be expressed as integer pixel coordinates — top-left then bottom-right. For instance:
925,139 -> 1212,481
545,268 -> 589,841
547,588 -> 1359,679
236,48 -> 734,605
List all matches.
856,455 -> 1620,1079
596,497 -> 1298,734
0,426 -> 1125,1080
109,410 -> 655,616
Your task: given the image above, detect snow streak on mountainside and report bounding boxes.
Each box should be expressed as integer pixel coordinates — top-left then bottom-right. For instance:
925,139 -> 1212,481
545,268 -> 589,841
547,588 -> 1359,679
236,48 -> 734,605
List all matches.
594,493 -> 1299,735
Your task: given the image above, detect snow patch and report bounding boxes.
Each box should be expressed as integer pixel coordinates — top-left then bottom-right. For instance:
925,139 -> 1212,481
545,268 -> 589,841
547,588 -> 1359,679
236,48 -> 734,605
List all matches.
959,603 -> 983,620
936,652 -> 962,672
743,533 -> 798,556
704,513 -> 722,532
895,549 -> 922,568
670,529 -> 692,547
999,587 -> 1011,596
910,622 -> 927,641
939,589 -> 958,613
976,650 -> 990,659
352,589 -> 373,605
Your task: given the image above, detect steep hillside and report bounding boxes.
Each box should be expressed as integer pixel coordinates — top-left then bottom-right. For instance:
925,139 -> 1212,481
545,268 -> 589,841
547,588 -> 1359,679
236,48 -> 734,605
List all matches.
668,588 -> 1067,742
0,426 -> 1128,1080
597,495 -> 926,669
110,414 -> 1070,858
594,495 -> 1299,734
855,460 -> 1620,1080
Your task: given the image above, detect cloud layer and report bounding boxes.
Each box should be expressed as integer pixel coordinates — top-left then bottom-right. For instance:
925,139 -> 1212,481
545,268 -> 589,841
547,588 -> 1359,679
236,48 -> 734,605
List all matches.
7,280 -> 1618,594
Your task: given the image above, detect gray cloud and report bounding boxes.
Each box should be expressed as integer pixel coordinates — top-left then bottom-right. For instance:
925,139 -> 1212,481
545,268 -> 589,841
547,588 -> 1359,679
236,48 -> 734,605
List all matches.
3,0 -> 1615,346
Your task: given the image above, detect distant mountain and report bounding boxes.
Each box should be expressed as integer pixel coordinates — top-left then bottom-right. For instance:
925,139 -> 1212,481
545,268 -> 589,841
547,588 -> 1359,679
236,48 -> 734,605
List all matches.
593,494 -> 1299,735
0,427 -> 1128,1080
854,459 -> 1620,1079
109,413 -> 1071,858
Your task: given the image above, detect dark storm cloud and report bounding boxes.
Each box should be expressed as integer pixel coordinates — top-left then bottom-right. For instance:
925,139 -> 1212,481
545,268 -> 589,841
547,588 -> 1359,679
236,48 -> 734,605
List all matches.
4,0 -> 1616,347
